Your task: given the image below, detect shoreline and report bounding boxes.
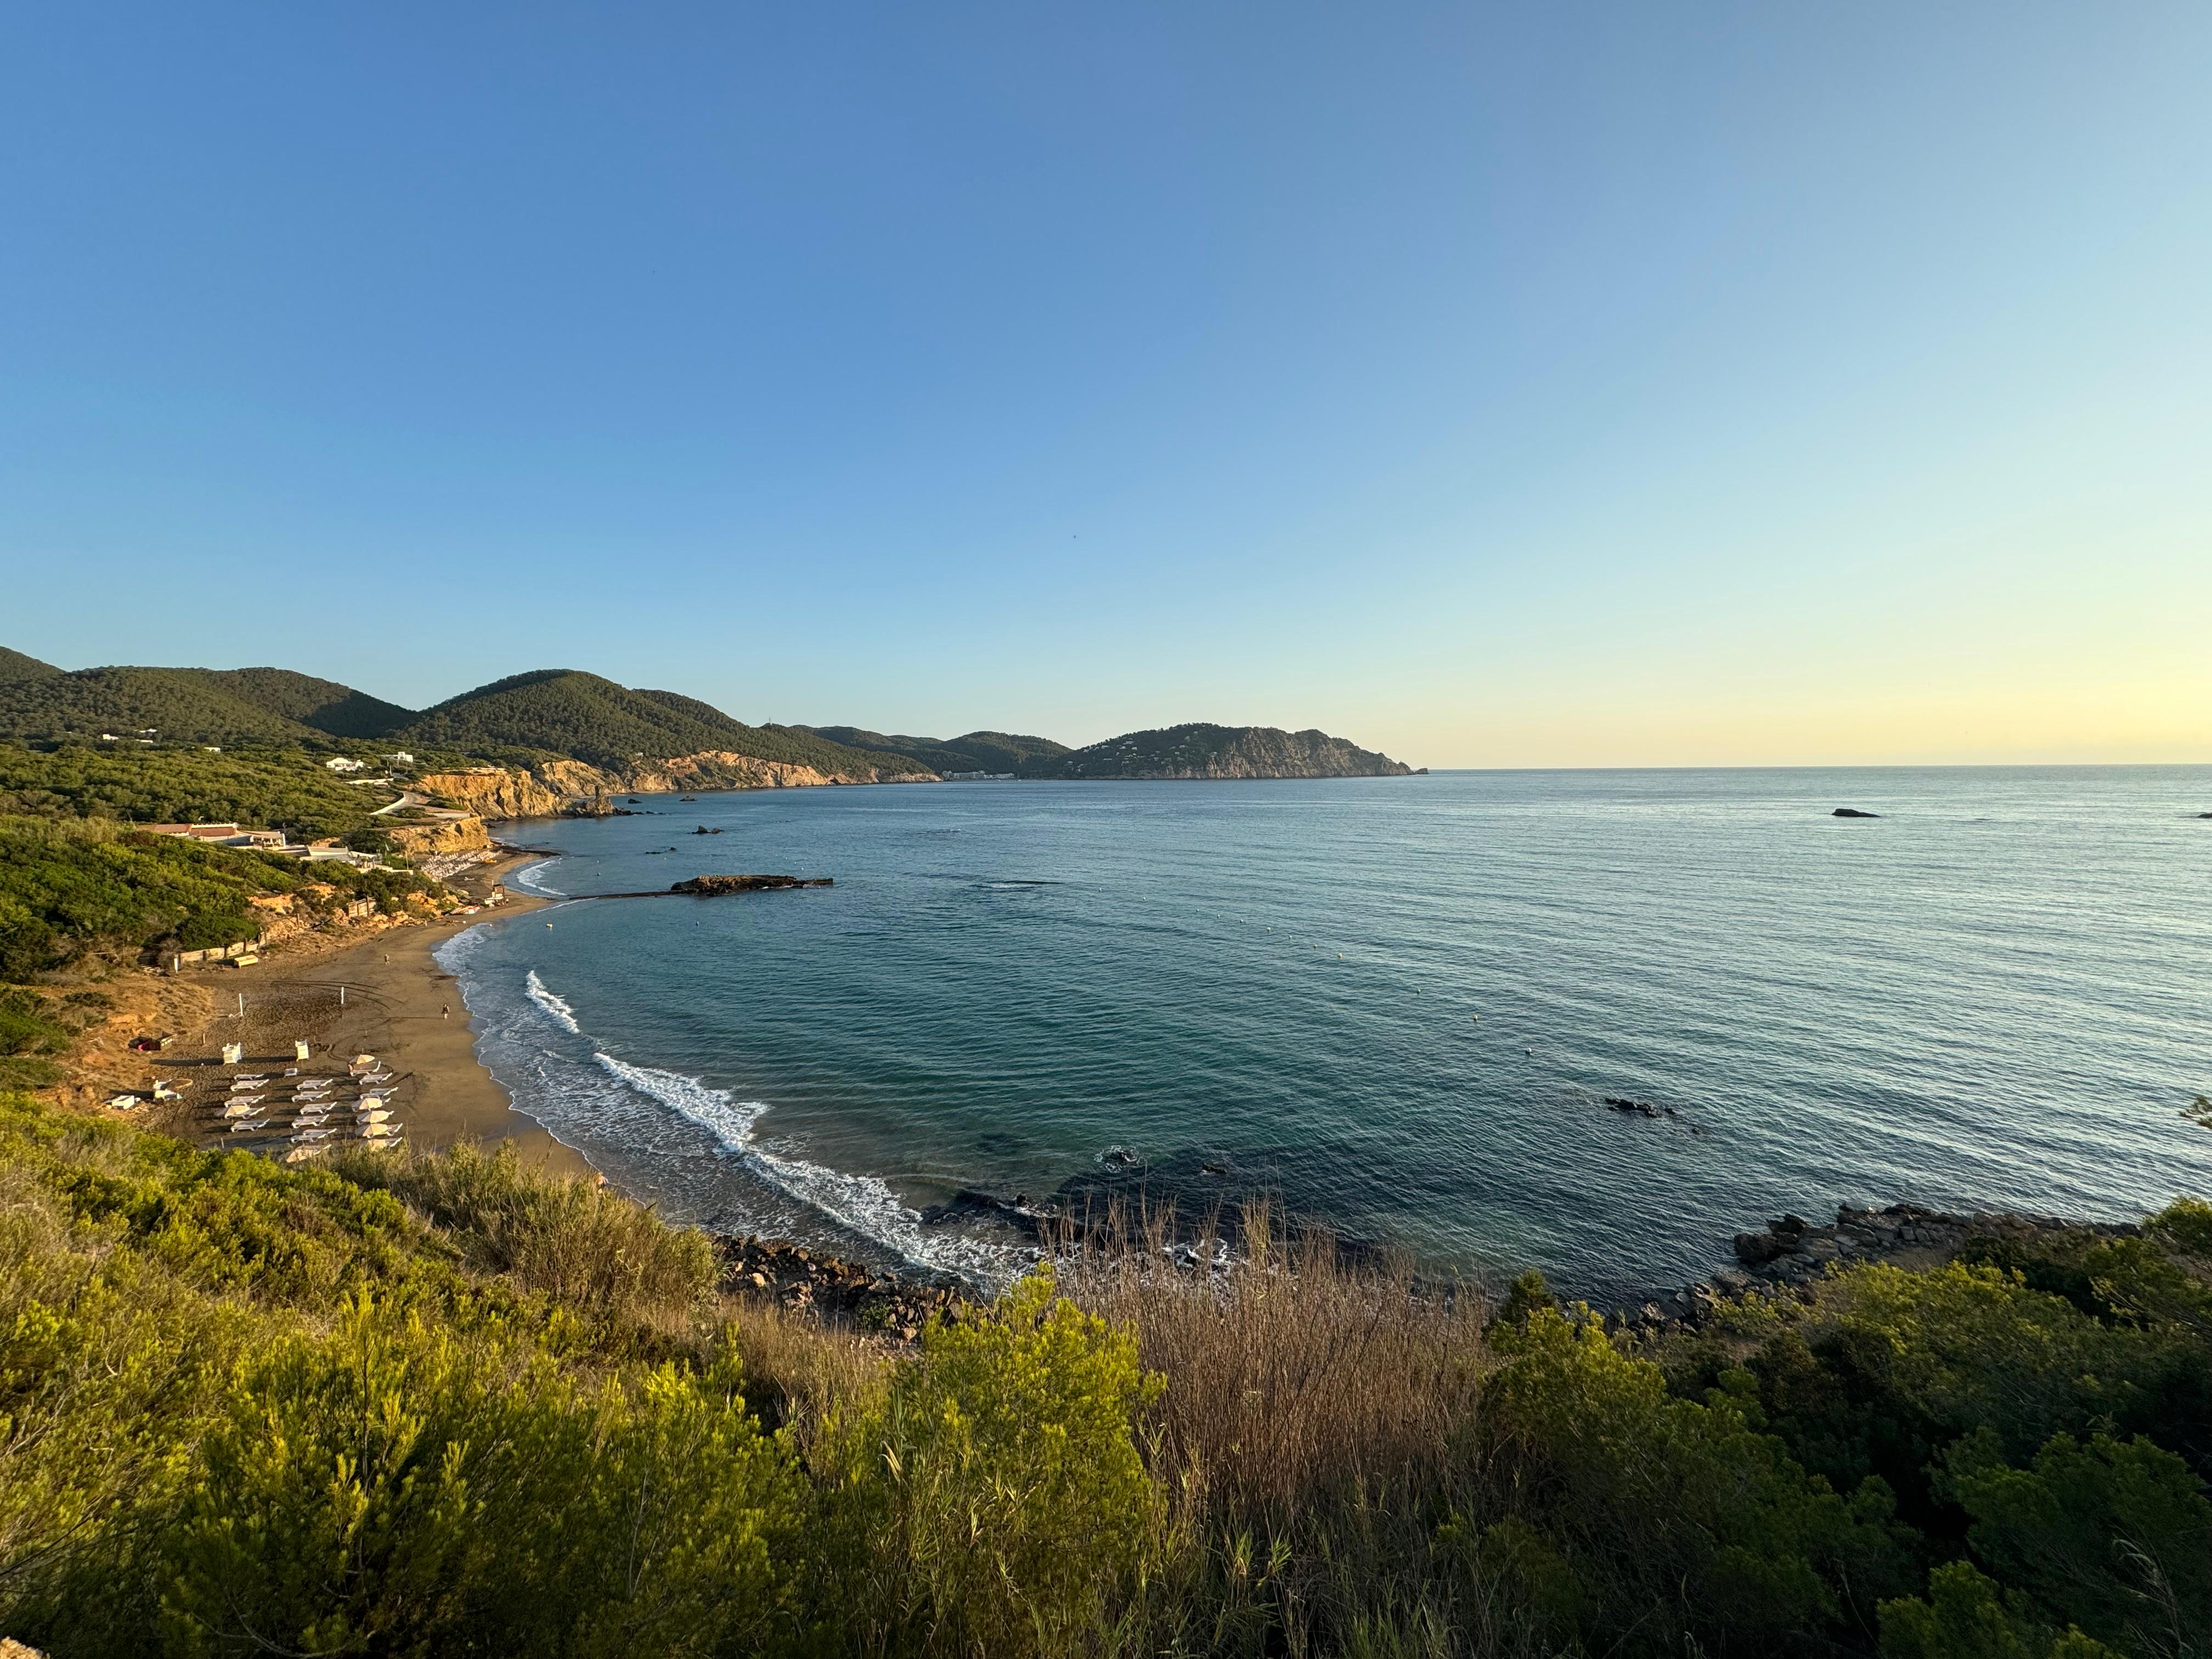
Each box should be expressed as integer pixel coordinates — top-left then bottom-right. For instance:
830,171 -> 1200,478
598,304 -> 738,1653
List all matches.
160,845 -> 595,1181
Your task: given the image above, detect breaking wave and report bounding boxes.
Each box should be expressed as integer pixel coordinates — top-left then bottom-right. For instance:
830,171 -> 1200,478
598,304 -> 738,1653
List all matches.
524,970 -> 580,1034
512,857 -> 565,896
590,1052 -> 1013,1282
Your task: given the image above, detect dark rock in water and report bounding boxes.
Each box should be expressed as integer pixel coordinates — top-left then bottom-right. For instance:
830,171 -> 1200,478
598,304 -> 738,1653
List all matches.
2199,812 -> 2212,819
692,825 -> 724,835
919,1188 -> 1033,1226
1832,807 -> 1881,818
670,874 -> 833,895
1734,1230 -> 1796,1266
1603,1096 -> 1669,1119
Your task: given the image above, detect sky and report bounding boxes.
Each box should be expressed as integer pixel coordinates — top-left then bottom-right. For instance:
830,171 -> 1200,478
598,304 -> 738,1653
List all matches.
2,3 -> 2208,768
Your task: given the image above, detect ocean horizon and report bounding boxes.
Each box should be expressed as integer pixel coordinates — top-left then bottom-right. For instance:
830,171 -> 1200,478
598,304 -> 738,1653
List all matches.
439,764 -> 2212,1302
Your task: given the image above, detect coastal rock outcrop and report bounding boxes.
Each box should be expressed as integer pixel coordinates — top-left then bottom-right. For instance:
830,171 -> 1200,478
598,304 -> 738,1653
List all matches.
1831,808 -> 1881,818
383,815 -> 492,856
417,750 -> 935,823
715,1235 -> 960,1340
1611,1201 -> 2142,1339
670,874 -> 832,895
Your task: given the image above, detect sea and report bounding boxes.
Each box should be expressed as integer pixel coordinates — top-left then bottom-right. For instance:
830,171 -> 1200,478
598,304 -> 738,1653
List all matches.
435,768 -> 2212,1301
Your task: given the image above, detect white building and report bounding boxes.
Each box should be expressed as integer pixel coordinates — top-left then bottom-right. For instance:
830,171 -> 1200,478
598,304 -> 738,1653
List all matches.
325,757 -> 368,774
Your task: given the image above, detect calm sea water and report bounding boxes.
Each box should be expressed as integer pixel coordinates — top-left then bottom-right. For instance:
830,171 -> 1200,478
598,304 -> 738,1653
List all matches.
438,769 -> 2212,1299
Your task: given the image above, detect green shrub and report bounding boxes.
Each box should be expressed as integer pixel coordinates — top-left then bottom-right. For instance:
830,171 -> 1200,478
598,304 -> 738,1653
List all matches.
1478,1305 -> 1915,1655
161,1300 -> 804,1657
840,1268 -> 1163,1656
1879,1561 -> 2125,1659
1939,1429 -> 2211,1655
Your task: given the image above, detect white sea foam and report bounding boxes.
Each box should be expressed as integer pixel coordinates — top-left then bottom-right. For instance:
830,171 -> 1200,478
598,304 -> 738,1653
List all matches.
524,970 -> 581,1034
591,1052 -> 1013,1282
512,857 -> 566,897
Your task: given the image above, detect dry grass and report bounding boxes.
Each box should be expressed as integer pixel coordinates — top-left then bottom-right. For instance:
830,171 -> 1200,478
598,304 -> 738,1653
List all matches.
1054,1199 -> 1494,1526
719,1292 -> 892,1442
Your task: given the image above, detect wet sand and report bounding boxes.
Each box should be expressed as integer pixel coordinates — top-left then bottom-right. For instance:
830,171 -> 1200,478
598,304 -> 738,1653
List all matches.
165,853 -> 593,1178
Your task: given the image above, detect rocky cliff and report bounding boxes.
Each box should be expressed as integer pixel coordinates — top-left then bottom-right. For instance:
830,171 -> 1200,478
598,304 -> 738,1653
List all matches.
383,815 -> 493,856
416,750 -> 935,822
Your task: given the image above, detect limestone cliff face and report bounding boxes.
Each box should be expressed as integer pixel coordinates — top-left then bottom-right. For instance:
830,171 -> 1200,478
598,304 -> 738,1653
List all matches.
417,768 -> 569,819
417,752 -> 935,821
385,815 -> 492,856
625,751 -> 933,791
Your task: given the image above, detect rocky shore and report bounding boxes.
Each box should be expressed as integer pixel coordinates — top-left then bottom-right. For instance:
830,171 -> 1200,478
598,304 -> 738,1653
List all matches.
1610,1200 -> 2141,1336
714,1235 -> 963,1341
692,1191 -> 2151,1353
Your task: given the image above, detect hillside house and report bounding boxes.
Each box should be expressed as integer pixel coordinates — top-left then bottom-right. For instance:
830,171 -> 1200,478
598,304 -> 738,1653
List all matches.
325,757 -> 368,773
143,823 -> 289,849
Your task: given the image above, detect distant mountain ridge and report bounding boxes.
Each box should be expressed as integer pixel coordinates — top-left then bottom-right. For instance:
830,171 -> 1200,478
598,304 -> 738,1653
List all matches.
799,726 -> 1073,776
0,665 -> 381,748
0,656 -> 927,780
0,646 -> 1418,784
1032,722 -> 1413,781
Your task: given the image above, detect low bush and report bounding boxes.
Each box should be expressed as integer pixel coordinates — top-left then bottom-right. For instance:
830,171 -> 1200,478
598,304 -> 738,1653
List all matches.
2,1088 -> 2208,1658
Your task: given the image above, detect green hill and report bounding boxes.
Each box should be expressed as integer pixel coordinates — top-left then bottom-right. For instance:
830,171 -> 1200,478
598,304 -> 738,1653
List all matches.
634,693 -> 926,775
0,646 -> 63,683
397,671 -> 926,775
803,725 -> 1072,775
1035,721 -> 1413,780
0,662 -> 417,748
0,667 -> 335,747
196,667 -> 416,739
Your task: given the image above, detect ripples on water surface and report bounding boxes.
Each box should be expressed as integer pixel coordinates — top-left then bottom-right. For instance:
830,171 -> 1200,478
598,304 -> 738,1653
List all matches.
438,769 -> 2212,1297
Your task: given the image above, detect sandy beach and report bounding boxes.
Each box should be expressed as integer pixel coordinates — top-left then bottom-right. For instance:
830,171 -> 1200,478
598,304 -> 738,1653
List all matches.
147,850 -> 594,1179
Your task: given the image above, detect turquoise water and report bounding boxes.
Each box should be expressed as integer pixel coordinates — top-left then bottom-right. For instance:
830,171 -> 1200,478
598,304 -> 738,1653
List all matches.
438,768 -> 2212,1297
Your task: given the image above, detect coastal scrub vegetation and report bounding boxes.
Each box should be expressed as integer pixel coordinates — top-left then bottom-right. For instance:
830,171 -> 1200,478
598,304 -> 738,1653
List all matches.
0,743 -> 397,839
2,1090 -> 2208,1657
0,816 -> 448,977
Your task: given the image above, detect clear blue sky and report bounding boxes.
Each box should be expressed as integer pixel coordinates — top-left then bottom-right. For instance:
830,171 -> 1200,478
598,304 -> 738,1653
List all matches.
3,3 -> 2207,764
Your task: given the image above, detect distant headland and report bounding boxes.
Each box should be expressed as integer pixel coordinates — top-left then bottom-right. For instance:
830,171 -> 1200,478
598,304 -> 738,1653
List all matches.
0,647 -> 1419,819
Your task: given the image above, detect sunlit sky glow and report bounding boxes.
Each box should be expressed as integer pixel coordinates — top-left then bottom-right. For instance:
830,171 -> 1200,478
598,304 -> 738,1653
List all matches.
3,3 -> 2207,766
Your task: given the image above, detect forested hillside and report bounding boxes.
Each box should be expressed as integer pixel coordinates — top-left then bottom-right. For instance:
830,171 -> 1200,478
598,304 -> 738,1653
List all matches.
1040,721 -> 1414,780
0,666 -> 357,748
0,650 -> 931,780
801,725 -> 1072,775
0,746 -> 390,838
396,670 -> 924,774
0,647 -> 62,682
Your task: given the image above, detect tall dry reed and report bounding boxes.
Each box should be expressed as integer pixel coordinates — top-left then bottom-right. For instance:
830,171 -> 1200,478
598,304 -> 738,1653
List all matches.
1056,1199 -> 1493,1525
